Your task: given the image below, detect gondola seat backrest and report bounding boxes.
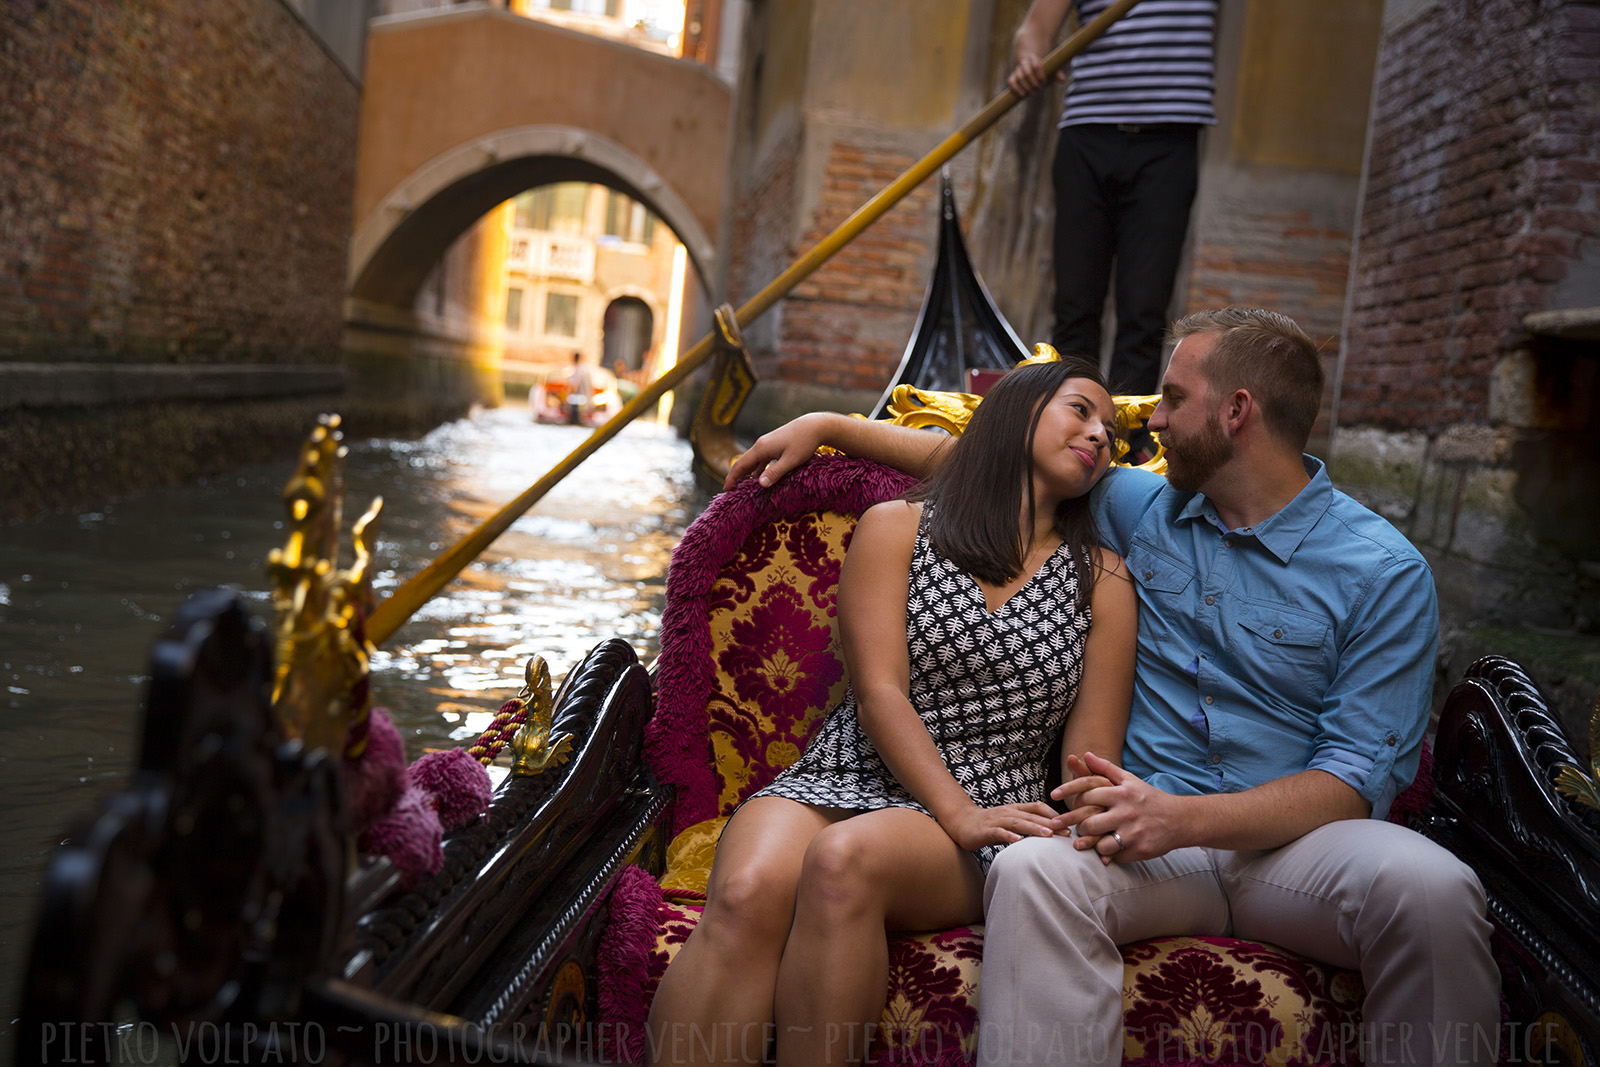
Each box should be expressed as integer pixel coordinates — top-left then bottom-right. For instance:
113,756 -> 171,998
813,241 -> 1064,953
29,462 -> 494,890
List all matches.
645,453 -> 920,839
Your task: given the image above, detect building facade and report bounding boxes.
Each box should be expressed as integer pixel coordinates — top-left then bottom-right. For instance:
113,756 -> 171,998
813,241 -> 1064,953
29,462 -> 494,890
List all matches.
501,182 -> 681,384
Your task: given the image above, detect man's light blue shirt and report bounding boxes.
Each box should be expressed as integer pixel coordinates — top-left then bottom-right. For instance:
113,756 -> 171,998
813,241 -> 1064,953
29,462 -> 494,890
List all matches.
1090,458 -> 1438,818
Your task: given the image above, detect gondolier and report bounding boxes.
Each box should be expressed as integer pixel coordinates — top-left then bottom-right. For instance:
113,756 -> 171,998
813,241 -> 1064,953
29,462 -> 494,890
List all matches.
1009,0 -> 1217,400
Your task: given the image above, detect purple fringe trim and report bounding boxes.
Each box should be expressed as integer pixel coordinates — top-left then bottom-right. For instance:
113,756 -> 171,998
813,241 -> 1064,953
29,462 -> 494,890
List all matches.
645,454 -> 917,835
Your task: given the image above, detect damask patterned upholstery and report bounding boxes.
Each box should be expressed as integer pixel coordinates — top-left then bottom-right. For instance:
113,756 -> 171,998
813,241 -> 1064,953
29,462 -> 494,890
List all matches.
600,454 -> 1375,1065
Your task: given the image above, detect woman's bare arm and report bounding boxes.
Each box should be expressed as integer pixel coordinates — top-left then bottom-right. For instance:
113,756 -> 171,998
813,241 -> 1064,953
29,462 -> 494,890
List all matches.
1052,551 -> 1137,848
724,413 -> 950,490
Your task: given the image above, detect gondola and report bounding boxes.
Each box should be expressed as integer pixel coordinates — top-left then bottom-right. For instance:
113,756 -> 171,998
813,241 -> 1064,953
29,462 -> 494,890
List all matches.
19,225 -> 1600,1067
17,5 -> 1600,1062
868,169 -> 1030,416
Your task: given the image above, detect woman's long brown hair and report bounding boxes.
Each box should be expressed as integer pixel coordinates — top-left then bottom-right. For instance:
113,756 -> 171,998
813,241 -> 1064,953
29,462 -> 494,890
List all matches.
914,357 -> 1108,612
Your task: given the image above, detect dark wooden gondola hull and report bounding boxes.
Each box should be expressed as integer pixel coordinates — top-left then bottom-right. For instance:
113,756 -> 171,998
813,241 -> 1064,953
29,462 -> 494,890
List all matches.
869,170 -> 1029,417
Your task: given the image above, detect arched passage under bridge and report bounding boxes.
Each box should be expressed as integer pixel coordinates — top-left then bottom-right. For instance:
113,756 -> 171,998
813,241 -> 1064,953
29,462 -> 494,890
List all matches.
346,6 -> 731,416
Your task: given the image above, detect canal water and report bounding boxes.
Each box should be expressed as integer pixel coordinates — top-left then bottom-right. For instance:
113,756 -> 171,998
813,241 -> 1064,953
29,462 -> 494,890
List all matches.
0,406 -> 703,1054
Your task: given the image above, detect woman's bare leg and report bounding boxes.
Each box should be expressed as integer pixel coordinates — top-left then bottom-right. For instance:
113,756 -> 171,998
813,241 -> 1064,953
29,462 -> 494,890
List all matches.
772,808 -> 985,1066
647,797 -> 844,1065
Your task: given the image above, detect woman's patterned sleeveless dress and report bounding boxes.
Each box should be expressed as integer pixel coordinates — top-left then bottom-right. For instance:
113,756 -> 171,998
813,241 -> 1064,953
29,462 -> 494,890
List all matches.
752,505 -> 1092,872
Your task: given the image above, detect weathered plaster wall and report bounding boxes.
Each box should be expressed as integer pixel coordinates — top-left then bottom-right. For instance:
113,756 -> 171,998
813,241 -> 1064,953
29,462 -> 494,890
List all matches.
722,0 -> 993,430
962,0 -> 1382,458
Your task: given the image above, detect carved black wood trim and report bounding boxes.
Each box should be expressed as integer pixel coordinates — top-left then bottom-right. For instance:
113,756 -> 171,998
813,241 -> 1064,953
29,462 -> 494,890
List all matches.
352,638 -> 655,1008
1426,655 -> 1600,1060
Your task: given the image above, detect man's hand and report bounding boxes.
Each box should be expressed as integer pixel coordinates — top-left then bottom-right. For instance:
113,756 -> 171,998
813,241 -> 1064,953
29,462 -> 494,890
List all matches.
724,412 -> 837,490
939,801 -> 1058,852
1007,48 -> 1064,97
1053,751 -> 1187,865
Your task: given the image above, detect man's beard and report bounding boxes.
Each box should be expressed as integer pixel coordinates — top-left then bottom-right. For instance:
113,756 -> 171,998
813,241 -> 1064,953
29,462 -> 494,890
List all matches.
1162,414 -> 1232,492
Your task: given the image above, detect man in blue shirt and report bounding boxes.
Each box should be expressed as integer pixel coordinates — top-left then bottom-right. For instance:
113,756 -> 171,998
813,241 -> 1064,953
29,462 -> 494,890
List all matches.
726,307 -> 1499,1066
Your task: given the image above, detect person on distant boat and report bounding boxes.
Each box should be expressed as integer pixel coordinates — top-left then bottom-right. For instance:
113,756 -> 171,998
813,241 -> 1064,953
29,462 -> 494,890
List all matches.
613,358 -> 641,405
724,307 -> 1499,1067
647,356 -> 1137,1065
565,351 -> 595,425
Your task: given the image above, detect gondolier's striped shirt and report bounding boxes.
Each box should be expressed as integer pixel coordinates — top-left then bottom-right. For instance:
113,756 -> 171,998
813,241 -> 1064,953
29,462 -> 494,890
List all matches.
1060,0 -> 1217,127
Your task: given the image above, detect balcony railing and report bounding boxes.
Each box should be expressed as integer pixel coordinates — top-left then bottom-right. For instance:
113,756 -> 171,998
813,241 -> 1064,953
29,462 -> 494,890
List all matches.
508,229 -> 597,284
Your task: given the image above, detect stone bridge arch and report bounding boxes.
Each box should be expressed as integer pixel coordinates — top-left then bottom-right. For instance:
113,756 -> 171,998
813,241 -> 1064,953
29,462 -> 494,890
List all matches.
349,125 -> 717,309
345,5 -> 731,408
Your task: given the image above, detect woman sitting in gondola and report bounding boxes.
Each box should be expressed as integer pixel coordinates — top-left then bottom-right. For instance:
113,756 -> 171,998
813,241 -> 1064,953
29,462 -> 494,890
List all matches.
647,356 -> 1137,1066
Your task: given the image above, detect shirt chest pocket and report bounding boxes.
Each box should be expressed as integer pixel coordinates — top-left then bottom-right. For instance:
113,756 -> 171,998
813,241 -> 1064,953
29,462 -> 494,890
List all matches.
1128,543 -> 1195,596
1234,601 -> 1332,691
1127,543 -> 1198,644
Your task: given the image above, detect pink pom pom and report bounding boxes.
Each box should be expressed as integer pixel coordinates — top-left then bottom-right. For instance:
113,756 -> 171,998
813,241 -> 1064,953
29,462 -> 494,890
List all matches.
359,785 -> 443,888
410,748 -> 493,831
345,709 -> 408,830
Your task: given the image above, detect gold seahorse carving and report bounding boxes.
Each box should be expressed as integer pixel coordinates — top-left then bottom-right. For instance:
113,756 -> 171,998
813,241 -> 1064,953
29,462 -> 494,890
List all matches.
267,414 -> 385,757
510,655 -> 576,776
1554,696 -> 1600,812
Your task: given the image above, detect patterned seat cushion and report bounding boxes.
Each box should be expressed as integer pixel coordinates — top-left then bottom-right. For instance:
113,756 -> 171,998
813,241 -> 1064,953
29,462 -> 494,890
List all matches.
644,456 -> 921,835
605,861 -> 1365,1066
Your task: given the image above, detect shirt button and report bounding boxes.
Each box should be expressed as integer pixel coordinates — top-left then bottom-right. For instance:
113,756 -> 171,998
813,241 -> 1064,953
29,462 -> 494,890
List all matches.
1386,734 -> 1398,746
1273,628 -> 1283,639
1205,595 -> 1215,605
1211,754 -> 1222,764
1144,570 -> 1153,580
1223,539 -> 1233,548
1204,695 -> 1214,705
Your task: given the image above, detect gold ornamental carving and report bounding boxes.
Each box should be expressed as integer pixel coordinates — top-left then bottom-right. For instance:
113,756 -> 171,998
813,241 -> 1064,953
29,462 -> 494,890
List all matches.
1554,697 -> 1600,814
881,344 -> 1167,474
509,655 -> 576,776
267,414 -> 384,757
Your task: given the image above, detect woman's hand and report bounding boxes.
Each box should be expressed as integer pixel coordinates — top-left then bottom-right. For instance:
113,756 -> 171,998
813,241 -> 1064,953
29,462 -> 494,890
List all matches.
939,801 -> 1059,851
1050,752 -> 1113,846
724,412 -> 835,489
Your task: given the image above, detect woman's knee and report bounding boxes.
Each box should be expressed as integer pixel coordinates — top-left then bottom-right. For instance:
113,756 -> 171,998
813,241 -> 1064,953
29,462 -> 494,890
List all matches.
792,824 -> 884,921
701,861 -> 798,948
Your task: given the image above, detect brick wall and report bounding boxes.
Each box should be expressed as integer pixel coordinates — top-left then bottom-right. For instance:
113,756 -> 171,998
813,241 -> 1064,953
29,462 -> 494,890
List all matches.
0,0 -> 359,366
727,136 -> 936,394
1185,210 -> 1353,350
1341,0 -> 1600,433
779,142 -> 936,393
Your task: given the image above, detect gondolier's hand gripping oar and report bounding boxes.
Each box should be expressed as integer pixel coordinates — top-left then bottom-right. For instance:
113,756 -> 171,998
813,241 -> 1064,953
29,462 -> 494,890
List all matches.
365,0 -> 1142,649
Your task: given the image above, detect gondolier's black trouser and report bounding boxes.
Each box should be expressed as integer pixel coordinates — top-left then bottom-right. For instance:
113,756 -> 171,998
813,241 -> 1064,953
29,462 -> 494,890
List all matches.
1049,123 -> 1199,397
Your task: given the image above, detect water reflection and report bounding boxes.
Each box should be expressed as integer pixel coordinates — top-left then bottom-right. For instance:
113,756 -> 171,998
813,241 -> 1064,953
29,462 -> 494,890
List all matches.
0,407 -> 700,1049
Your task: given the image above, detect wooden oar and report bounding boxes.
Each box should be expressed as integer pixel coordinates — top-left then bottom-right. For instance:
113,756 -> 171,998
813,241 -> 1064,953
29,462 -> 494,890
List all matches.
367,0 -> 1142,646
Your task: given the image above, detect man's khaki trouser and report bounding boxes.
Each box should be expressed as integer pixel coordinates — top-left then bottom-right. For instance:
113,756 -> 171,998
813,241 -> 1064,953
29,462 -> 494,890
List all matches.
978,820 -> 1500,1066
